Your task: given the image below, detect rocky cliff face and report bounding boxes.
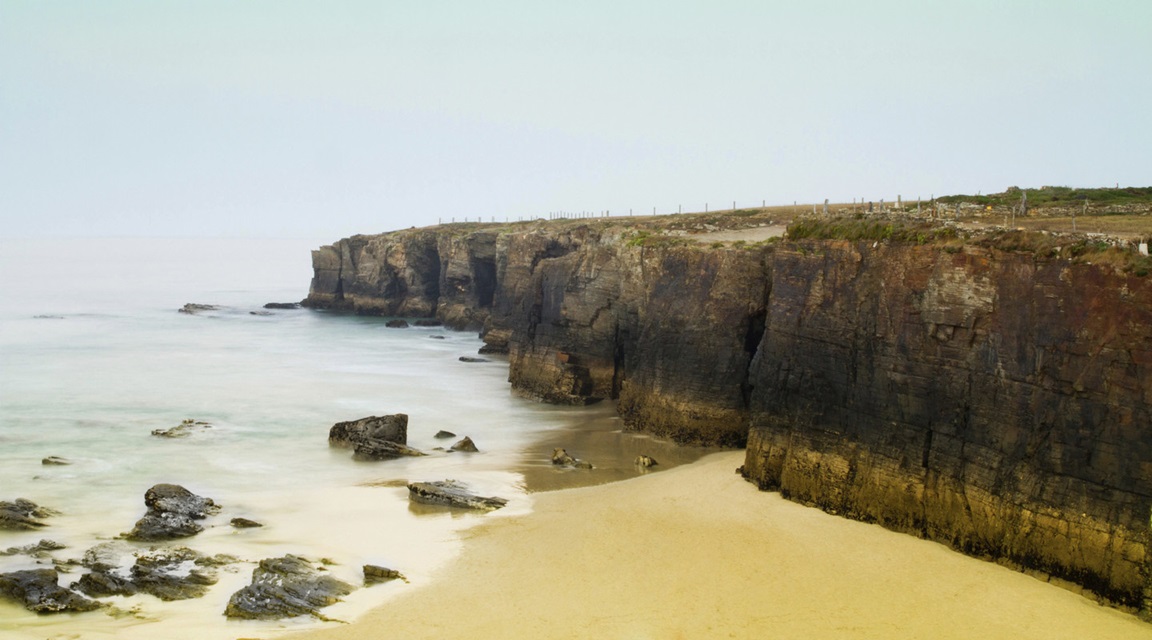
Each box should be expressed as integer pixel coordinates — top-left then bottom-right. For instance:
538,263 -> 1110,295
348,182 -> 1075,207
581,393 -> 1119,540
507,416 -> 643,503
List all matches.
305,220 -> 1152,611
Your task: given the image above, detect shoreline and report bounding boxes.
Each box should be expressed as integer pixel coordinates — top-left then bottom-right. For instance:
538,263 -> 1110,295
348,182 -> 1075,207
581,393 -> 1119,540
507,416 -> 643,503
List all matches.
286,451 -> 1152,640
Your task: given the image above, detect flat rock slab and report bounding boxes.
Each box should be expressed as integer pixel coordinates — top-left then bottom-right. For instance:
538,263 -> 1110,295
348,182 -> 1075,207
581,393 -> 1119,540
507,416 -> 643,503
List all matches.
0,569 -> 101,613
407,481 -> 508,511
224,555 -> 354,620
353,439 -> 426,461
151,419 -> 212,438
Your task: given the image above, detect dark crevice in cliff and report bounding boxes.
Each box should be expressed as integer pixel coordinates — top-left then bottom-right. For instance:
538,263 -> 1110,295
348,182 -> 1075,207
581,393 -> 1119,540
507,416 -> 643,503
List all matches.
740,310 -> 768,408
470,255 -> 496,308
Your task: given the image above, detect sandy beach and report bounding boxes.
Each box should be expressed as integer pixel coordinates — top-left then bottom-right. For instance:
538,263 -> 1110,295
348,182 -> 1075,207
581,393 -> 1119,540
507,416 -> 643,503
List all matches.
288,451 -> 1152,640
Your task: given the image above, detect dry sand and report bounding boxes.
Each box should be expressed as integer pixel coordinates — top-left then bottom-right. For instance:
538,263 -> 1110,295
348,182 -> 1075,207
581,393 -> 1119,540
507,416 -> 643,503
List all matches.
289,451 -> 1152,640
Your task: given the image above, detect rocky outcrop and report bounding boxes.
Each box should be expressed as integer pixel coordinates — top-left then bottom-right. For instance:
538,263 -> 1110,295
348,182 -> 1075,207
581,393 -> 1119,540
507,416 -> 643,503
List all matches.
224,555 -> 354,620
0,498 -> 56,530
407,481 -> 508,511
0,569 -> 101,613
306,219 -> 1152,611
126,484 -> 220,541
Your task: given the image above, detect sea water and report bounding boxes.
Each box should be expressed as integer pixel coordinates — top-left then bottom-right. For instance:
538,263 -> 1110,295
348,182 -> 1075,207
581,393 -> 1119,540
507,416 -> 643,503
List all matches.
0,237 -> 670,639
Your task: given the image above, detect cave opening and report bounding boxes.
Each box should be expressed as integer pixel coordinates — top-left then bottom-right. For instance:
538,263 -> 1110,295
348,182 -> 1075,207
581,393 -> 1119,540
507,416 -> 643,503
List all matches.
471,256 -> 497,308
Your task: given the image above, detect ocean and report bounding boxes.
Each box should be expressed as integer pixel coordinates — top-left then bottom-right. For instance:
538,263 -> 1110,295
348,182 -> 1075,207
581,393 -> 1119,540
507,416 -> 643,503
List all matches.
0,237 -> 695,639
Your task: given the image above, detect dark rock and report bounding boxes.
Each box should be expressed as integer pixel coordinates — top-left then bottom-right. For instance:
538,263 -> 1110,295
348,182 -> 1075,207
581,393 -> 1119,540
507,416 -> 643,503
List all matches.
126,484 -> 219,541
407,480 -> 507,511
0,498 -> 56,530
151,419 -> 212,438
231,517 -> 264,528
144,484 -> 219,518
363,565 -> 406,585
0,539 -> 65,558
635,455 -> 658,467
551,448 -> 593,469
458,356 -> 489,363
329,414 -> 408,448
429,335 -> 446,340
449,437 -> 479,453
73,571 -> 139,598
352,439 -> 427,461
249,310 -> 274,316
385,319 -> 409,328
263,302 -> 301,309
433,430 -> 457,439
33,315 -> 65,320
130,547 -> 219,601
178,303 -> 220,314
41,456 -> 71,466
413,319 -> 442,327
74,546 -> 226,601
0,569 -> 101,613
224,555 -> 355,620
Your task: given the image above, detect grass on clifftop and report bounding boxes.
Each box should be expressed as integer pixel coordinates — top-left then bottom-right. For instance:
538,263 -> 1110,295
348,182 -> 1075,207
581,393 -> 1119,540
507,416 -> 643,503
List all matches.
786,218 -> 959,244
937,186 -> 1152,209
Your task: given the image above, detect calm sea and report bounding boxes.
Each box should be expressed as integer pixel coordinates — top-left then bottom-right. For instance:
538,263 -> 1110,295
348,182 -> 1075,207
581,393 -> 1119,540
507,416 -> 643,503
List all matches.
0,237 -> 649,639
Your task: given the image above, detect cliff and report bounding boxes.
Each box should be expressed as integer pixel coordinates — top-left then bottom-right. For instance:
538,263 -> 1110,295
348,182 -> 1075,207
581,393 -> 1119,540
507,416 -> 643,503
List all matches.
304,216 -> 1152,612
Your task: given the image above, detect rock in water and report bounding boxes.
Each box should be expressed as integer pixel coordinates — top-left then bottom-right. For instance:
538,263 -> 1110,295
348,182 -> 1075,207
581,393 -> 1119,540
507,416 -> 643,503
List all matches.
635,455 -> 659,467
41,456 -> 72,466
0,498 -> 56,530
433,430 -> 457,439
551,448 -> 594,469
231,517 -> 264,528
363,565 -> 406,585
385,319 -> 409,328
413,318 -> 442,327
352,439 -> 427,461
0,569 -> 101,613
177,303 -> 220,314
458,356 -> 489,363
329,414 -> 408,448
263,302 -> 300,309
407,481 -> 507,511
224,555 -> 354,620
0,539 -> 65,558
449,436 -> 479,452
151,419 -> 212,438
144,484 -> 219,518
75,547 -> 229,601
126,484 -> 219,541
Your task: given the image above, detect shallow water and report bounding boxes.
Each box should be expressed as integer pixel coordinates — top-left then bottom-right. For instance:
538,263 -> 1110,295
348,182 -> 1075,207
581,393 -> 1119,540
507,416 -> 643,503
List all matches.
0,237 -> 708,639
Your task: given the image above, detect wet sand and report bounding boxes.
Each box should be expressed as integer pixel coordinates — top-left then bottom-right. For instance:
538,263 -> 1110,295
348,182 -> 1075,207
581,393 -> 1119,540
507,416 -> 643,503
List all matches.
288,451 -> 1152,640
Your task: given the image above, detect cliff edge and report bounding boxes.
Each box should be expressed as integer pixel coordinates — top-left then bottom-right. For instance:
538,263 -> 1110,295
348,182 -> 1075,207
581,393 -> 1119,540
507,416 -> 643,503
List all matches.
305,212 -> 1152,612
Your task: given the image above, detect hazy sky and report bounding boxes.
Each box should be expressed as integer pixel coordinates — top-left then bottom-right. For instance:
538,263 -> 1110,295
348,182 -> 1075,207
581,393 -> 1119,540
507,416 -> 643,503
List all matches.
1,1 -> 1148,239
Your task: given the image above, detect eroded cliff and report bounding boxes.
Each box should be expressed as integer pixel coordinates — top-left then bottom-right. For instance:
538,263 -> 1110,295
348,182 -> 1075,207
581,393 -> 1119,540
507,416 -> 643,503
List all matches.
305,217 -> 1152,611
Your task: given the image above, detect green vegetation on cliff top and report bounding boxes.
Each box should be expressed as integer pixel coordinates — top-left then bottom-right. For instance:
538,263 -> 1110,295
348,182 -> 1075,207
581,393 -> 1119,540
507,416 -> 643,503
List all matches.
936,185 -> 1152,208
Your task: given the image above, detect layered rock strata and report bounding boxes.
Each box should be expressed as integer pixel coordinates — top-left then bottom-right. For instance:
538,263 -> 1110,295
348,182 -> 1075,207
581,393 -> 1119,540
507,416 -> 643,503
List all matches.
305,220 -> 1152,611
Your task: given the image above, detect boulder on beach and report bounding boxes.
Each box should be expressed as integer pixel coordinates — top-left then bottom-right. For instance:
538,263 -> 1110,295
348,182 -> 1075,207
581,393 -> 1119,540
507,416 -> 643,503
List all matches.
126,484 -> 219,541
449,436 -> 479,453
0,498 -> 56,530
224,555 -> 355,620
385,319 -> 409,328
0,569 -> 102,613
407,480 -> 507,511
329,414 -> 408,448
551,448 -> 594,469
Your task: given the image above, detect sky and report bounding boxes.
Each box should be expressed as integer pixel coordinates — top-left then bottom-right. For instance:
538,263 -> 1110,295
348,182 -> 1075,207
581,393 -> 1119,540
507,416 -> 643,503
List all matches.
1,1 -> 1149,239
